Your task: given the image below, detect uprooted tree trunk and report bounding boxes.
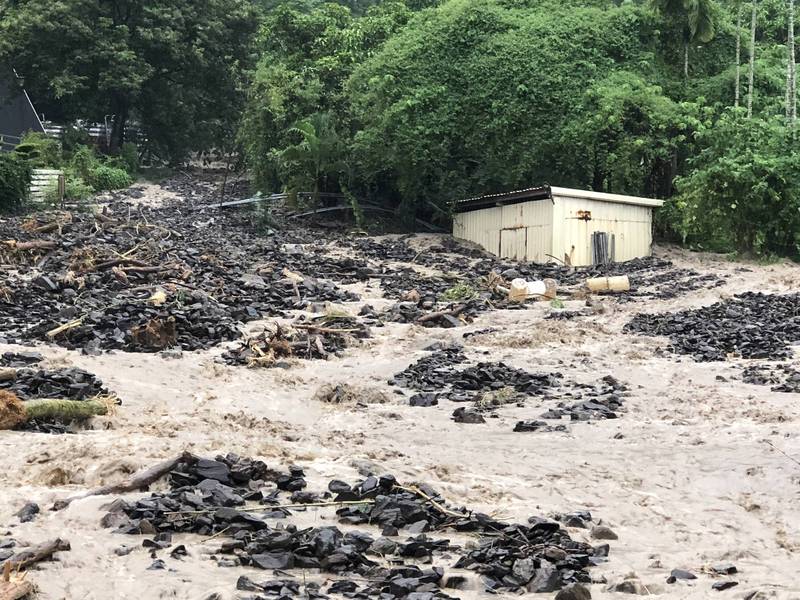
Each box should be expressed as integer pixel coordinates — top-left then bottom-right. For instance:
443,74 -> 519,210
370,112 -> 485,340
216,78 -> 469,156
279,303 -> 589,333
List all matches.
54,452 -> 198,510
0,391 -> 109,431
2,539 -> 71,573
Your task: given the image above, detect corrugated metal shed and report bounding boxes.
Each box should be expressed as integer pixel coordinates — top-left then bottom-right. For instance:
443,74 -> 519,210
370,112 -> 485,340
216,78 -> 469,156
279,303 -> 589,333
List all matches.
452,186 -> 664,266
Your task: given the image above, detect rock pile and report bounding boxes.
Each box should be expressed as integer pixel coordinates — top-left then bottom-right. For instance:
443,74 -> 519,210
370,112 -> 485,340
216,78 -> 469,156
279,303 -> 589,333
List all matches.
104,453 -> 608,597
742,362 -> 800,392
391,349 -> 627,428
625,292 -> 800,361
0,367 -> 108,401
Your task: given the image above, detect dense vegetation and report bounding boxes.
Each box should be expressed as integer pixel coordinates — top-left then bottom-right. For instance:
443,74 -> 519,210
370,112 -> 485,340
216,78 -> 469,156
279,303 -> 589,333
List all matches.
1,0 -> 797,255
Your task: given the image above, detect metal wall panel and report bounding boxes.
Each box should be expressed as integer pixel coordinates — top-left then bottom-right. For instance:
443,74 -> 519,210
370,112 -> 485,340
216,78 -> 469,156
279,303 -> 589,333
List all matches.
455,200 -> 553,261
552,195 -> 653,266
453,206 -> 502,255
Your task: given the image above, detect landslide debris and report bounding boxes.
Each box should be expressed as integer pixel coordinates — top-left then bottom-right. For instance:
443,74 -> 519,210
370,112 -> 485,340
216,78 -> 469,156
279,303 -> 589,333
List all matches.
102,453 -> 609,597
625,292 -> 800,361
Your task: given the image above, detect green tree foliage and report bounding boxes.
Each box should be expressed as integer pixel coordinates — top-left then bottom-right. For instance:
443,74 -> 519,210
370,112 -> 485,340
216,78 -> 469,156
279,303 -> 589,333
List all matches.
0,0 -> 259,161
348,0 -> 660,217
274,112 -> 347,197
239,1 -> 415,191
674,110 -> 800,254
559,73 -> 710,198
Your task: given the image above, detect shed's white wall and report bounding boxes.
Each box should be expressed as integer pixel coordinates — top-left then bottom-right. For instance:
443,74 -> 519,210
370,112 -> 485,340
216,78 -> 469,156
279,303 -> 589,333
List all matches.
552,194 -> 653,265
452,201 -> 552,261
453,194 -> 654,266
453,206 -> 502,256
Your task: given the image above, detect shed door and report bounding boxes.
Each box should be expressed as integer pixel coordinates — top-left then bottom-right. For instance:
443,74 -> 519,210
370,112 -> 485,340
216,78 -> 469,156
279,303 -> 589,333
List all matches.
499,227 -> 527,260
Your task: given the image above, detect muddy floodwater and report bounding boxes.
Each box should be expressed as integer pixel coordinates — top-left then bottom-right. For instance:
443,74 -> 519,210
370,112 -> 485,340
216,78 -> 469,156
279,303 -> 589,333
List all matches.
1,179 -> 799,600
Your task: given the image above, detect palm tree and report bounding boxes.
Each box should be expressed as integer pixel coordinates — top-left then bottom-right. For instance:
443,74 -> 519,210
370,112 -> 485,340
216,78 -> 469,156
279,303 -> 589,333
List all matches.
735,0 -> 743,107
747,0 -> 757,117
275,112 -> 347,201
652,0 -> 716,78
787,0 -> 797,123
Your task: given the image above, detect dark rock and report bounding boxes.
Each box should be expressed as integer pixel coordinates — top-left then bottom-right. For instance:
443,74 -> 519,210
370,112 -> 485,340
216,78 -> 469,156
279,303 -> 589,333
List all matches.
711,563 -> 737,575
555,583 -> 592,600
251,551 -> 295,570
666,569 -> 697,583
452,407 -> 485,424
712,581 -> 739,591
590,525 -> 618,540
409,393 -> 439,407
15,502 -> 39,523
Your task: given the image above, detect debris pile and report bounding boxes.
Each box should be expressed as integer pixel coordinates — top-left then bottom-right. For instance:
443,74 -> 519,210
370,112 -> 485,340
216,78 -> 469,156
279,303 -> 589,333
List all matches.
222,316 -> 370,367
742,363 -> 800,393
0,204 -> 360,354
391,348 -> 627,427
0,366 -> 108,400
625,292 -> 800,360
0,357 -> 116,433
103,453 -> 607,597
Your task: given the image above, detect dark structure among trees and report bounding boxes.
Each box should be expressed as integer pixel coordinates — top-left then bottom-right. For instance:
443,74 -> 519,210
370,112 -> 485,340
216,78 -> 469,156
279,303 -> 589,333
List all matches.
0,67 -> 43,151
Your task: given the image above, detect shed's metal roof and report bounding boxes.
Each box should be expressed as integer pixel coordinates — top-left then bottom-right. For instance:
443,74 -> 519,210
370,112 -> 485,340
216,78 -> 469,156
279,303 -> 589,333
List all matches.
454,185 -> 664,213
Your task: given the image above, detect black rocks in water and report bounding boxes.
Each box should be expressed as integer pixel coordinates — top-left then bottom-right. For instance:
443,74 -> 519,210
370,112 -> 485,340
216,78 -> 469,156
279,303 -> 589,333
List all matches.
0,352 -> 43,367
451,407 -> 485,423
625,292 -> 800,361
712,581 -> 739,591
389,346 -> 468,391
450,362 -> 563,395
409,393 -> 439,407
742,363 -> 800,392
392,348 -> 628,428
513,420 -> 567,433
15,502 -> 39,523
666,568 -> 697,583
104,452 -> 607,598
0,367 -> 108,401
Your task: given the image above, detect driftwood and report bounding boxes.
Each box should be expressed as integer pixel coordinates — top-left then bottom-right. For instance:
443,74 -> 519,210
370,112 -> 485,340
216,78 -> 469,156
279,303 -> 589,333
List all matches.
3,539 -> 71,572
0,579 -> 34,600
54,451 -> 197,510
415,304 -> 466,325
2,240 -> 57,252
94,258 -> 148,271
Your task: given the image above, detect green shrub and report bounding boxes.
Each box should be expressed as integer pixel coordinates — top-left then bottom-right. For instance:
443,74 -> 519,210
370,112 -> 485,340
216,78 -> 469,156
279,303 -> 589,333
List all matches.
68,146 -> 132,191
0,153 -> 32,212
61,126 -> 92,153
12,132 -> 62,168
119,142 -> 140,175
87,165 -> 132,190
70,146 -> 100,181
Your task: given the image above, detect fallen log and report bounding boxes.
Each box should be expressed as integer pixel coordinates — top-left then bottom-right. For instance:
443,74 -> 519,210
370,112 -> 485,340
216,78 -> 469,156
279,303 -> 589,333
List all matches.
1,393 -> 109,431
119,266 -> 169,274
3,539 -> 70,571
0,579 -> 35,600
54,451 -> 197,510
415,304 -> 466,325
23,399 -> 108,423
94,258 -> 148,271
